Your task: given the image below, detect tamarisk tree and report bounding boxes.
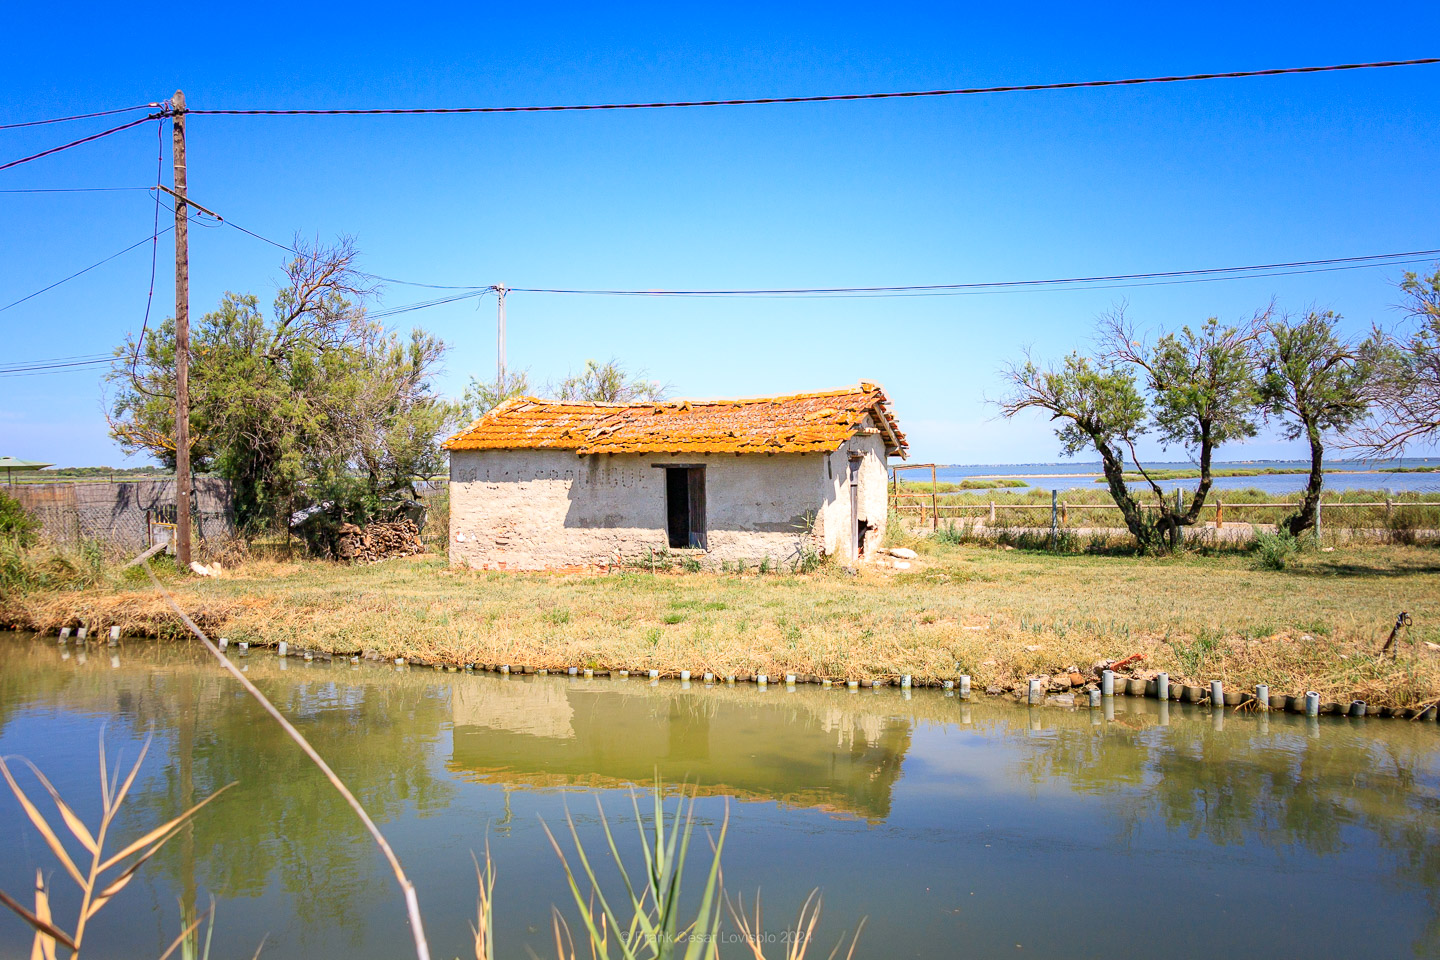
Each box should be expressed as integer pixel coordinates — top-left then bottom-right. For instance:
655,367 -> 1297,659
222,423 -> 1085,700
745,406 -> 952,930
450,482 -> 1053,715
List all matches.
1001,307 -> 1267,552
1360,266 -> 1440,454
109,236 -> 458,534
1260,311 -> 1376,536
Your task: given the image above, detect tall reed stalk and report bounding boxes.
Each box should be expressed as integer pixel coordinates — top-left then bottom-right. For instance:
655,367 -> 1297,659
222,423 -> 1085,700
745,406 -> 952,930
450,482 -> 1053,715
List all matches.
0,736 -> 229,959
139,560 -> 434,960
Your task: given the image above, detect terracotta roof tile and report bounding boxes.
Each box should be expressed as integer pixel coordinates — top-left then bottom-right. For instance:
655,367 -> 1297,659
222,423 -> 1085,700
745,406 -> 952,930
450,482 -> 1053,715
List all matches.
443,383 -> 907,457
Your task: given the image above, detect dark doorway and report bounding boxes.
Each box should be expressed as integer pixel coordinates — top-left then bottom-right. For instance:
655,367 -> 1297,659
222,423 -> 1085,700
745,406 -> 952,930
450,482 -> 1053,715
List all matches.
665,466 -> 706,549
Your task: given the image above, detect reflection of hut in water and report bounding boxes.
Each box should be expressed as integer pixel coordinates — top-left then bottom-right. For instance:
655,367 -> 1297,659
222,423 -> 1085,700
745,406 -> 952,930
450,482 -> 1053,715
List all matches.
447,677 -> 912,821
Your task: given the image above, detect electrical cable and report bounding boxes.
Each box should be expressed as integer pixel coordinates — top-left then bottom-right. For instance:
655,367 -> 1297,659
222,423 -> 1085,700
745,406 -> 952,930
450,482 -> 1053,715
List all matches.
0,226 -> 174,314
0,351 -> 114,367
185,58 -> 1440,117
367,290 -> 491,318
0,114 -> 161,173
131,120 -> 166,385
507,248 -> 1440,298
0,186 -> 151,194
223,217 -> 488,290
0,104 -> 160,131
0,356 -> 113,372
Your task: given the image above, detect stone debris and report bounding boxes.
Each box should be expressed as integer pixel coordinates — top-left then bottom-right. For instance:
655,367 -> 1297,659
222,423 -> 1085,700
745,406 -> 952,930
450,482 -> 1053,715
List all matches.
885,547 -> 919,560
336,519 -> 425,564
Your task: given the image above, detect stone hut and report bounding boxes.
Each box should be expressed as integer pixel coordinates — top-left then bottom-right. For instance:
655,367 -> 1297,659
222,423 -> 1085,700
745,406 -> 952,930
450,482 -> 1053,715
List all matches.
443,382 -> 907,570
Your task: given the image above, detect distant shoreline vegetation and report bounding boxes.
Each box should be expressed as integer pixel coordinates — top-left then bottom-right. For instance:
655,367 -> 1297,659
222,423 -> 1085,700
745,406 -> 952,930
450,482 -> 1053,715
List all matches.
928,458 -> 1440,470
1099,466 -> 1440,483
897,478 -> 1029,492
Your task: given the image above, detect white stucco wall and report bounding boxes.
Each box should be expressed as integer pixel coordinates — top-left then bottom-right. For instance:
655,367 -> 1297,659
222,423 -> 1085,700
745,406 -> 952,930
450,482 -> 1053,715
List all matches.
815,421 -> 890,561
449,449 -> 841,570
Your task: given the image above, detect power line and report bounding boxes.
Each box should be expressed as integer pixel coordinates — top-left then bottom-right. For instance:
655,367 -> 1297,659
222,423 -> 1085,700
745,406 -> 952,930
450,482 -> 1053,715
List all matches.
0,104 -> 161,131
0,114 -> 161,173
0,351 -> 114,367
0,357 -> 114,378
223,216 -> 487,289
0,186 -> 151,193
508,248 -> 1440,299
368,290 -> 490,318
132,121 -> 167,385
0,226 -> 174,314
186,58 -> 1440,117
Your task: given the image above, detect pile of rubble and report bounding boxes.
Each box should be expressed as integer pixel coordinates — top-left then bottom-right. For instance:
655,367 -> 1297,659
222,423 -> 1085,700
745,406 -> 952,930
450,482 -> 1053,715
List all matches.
873,546 -> 917,569
335,519 -> 425,564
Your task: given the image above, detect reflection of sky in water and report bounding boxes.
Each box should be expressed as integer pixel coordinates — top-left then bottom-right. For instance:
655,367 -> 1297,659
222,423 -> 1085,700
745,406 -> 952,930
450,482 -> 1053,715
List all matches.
1,638 -> 1437,960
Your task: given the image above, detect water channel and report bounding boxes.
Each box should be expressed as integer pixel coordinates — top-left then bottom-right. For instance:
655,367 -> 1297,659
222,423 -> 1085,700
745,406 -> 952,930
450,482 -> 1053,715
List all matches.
1,635 -> 1437,959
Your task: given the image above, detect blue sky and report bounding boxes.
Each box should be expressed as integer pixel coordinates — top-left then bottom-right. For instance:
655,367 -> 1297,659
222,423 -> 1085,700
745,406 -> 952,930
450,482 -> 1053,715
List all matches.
3,3 -> 1438,466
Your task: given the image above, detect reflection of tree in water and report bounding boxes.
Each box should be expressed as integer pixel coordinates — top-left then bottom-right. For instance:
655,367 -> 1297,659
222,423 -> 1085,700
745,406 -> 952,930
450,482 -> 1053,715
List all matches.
0,641 -> 453,943
1004,705 -> 1440,956
139,674 -> 454,939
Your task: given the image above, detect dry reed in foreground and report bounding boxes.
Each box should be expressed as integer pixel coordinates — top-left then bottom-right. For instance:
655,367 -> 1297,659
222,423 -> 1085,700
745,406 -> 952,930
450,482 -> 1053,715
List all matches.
4,542 -> 1439,707
0,735 -> 229,960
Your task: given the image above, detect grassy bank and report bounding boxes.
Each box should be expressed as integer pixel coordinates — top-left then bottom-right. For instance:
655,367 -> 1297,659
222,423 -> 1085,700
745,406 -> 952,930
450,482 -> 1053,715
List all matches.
3,538 -> 1439,709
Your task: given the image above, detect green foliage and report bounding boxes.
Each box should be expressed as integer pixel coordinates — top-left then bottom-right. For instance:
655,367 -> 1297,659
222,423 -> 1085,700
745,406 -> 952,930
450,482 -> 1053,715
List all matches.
108,237 -> 460,537
1001,307 -> 1268,553
554,358 -> 666,403
1261,311 -> 1377,535
1252,529 -> 1301,571
896,478 -> 1027,491
293,474 -> 387,557
460,370 -> 532,420
543,783 -> 727,960
791,542 -> 823,573
0,490 -> 40,547
933,522 -> 966,546
1167,628 -> 1221,678
1144,317 -> 1262,451
758,556 -> 772,575
1363,265 -> 1440,455
0,540 -> 111,595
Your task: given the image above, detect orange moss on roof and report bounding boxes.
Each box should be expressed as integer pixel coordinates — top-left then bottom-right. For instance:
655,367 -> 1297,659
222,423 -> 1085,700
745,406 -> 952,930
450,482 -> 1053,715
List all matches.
443,382 -> 907,457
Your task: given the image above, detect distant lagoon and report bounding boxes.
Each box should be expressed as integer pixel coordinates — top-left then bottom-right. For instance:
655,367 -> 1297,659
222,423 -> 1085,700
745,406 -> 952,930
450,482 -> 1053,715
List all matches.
904,458 -> 1440,495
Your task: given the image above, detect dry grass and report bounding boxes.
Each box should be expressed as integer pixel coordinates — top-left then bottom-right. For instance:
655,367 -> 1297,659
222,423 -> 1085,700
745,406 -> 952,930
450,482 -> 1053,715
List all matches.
4,541 -> 1440,708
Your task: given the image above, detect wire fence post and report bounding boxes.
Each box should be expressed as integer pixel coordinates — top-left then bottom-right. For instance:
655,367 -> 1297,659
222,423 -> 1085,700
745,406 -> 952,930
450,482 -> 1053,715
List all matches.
1050,489 -> 1058,550
931,464 -> 939,532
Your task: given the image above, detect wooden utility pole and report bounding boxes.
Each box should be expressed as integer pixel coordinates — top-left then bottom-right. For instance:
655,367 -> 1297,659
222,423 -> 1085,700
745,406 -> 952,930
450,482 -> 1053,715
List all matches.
494,283 -> 507,391
172,90 -> 191,569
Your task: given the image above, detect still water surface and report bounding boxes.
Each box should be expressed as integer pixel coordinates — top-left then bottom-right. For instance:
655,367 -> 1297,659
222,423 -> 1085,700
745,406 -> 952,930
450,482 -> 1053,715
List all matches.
2,636 -> 1438,959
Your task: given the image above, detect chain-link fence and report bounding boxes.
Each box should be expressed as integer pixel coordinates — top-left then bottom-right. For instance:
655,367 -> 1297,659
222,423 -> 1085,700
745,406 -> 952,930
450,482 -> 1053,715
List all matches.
9,478 -> 235,553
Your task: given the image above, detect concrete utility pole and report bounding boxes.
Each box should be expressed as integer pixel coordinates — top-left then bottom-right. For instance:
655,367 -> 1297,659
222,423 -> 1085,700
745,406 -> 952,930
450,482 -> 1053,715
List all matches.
493,283 -> 507,391
172,90 -> 191,569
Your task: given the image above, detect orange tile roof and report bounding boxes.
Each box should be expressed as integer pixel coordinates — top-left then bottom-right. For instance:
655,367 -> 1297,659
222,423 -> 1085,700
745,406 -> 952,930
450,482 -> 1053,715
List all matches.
443,382 -> 907,457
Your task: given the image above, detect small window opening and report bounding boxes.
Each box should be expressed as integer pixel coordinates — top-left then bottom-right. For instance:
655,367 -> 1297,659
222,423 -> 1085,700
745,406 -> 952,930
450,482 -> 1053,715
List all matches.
665,467 -> 706,549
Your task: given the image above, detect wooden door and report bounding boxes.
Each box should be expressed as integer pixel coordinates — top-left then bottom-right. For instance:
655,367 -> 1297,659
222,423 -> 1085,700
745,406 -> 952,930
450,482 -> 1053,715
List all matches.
687,467 -> 707,549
